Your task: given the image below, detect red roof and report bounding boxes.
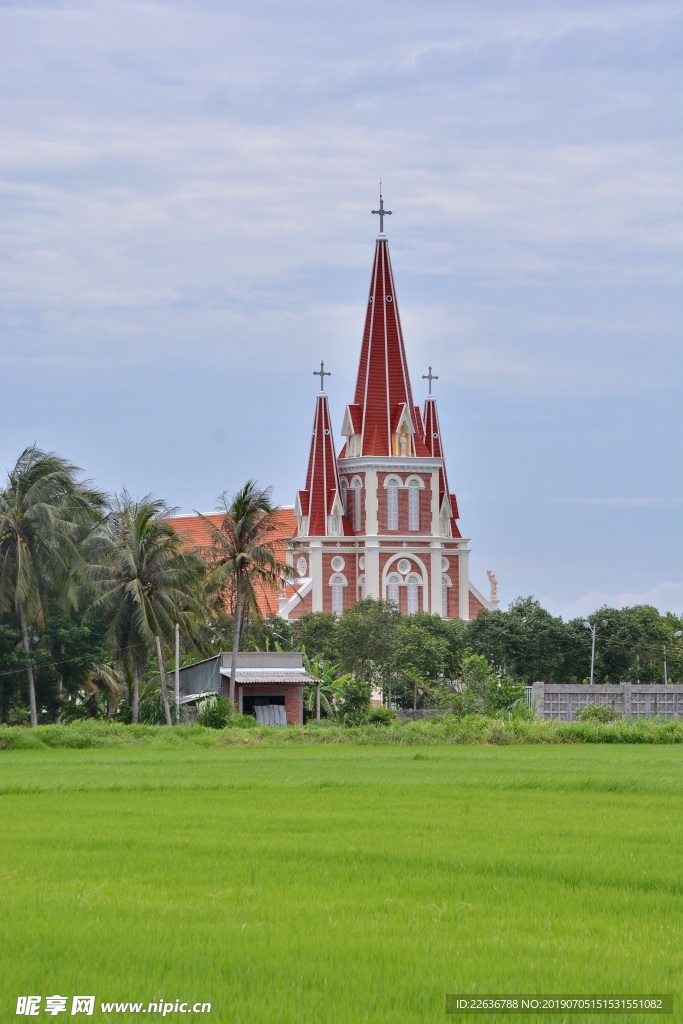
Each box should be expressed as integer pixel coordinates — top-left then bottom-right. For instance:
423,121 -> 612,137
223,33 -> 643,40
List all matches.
353,238 -> 418,456
423,396 -> 461,538
298,392 -> 351,537
170,508 -> 298,617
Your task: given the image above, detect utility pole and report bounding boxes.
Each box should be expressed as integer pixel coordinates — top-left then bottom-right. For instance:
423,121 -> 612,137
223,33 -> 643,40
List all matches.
175,623 -> 180,724
583,619 -> 608,686
664,631 -> 683,686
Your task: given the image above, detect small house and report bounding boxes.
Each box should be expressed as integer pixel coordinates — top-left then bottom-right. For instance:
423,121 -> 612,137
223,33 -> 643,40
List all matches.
178,651 -> 317,725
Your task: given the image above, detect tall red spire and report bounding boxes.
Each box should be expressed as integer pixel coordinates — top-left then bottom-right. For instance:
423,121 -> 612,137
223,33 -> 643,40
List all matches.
423,395 -> 461,538
296,387 -> 350,537
347,234 -> 428,458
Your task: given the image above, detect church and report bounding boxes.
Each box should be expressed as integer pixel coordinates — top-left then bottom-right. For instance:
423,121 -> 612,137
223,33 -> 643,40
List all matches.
172,198 -> 494,622
278,197 -> 492,622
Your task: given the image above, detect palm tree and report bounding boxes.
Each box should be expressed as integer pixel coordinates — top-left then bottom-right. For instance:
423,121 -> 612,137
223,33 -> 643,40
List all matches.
0,446 -> 105,727
198,481 -> 293,709
89,492 -> 203,724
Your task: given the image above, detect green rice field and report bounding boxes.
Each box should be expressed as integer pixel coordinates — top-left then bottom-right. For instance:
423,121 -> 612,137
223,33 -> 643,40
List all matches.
1,744 -> 682,1023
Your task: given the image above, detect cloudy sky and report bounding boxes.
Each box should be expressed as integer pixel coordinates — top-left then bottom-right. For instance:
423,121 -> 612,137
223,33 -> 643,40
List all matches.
1,0 -> 681,618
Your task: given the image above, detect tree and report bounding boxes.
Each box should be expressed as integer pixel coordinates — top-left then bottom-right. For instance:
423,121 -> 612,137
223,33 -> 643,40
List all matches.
89,492 -> 203,724
292,612 -> 339,662
302,654 -> 350,720
0,446 -> 105,726
198,481 -> 292,709
336,599 -> 399,702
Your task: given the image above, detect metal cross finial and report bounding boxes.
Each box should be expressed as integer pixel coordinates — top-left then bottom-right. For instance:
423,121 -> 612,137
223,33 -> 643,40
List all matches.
313,361 -> 331,391
422,366 -> 439,394
372,185 -> 392,234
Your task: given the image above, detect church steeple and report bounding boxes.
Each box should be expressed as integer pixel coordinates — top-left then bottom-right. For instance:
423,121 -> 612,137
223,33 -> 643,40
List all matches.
295,368 -> 349,538
342,202 -> 429,459
423,392 -> 461,539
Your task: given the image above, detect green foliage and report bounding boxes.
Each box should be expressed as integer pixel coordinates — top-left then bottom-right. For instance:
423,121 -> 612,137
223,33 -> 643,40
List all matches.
336,600 -> 398,685
392,620 -> 449,680
366,705 -> 398,726
335,677 -> 373,725
1,716 -> 683,747
197,694 -> 233,729
292,613 -> 339,663
302,655 -> 350,720
228,713 -> 260,729
577,702 -> 624,723
242,614 -> 294,653
1,744 -> 682,1023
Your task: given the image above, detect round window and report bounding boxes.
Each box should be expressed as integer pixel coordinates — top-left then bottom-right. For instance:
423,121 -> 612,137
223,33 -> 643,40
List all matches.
296,557 -> 308,577
331,555 -> 345,572
397,558 -> 411,575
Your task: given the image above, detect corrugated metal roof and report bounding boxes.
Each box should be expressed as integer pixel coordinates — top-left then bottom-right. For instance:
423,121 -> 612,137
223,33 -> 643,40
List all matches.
219,668 -> 317,684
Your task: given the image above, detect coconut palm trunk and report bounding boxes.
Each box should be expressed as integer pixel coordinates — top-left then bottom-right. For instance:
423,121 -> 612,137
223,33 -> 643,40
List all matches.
228,567 -> 243,710
18,598 -> 38,728
155,635 -> 173,726
131,668 -> 140,724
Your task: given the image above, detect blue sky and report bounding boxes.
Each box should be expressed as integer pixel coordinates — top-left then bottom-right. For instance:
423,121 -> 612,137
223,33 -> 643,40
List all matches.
1,0 -> 681,618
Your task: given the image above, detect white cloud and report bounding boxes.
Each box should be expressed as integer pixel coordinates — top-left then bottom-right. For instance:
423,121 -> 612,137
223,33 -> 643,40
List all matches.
550,582 -> 683,620
551,497 -> 683,507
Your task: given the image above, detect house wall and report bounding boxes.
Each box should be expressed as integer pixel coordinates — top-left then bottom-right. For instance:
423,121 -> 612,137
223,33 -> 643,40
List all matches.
234,683 -> 303,725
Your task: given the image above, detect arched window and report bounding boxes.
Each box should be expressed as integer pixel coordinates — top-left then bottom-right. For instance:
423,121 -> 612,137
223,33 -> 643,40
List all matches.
386,572 -> 401,607
357,574 -> 365,600
441,575 -> 452,618
408,480 -> 420,531
341,479 -> 349,516
329,573 -> 347,615
385,476 -> 401,530
406,572 -> 421,615
352,477 -> 362,532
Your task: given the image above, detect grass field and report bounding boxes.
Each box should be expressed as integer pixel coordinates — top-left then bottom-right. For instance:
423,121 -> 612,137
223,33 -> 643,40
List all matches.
1,744 -> 682,1023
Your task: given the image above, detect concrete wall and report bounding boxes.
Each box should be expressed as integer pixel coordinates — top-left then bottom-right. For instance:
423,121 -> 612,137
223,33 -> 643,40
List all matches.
530,683 -> 683,721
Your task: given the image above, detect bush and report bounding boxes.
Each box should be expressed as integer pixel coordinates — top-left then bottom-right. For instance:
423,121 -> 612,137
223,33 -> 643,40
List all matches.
576,702 -> 624,723
366,706 -> 398,726
197,695 -> 233,729
228,713 -> 259,729
336,678 -> 373,725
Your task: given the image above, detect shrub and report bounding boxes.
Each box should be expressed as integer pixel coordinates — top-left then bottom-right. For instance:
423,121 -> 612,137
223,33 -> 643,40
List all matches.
366,706 -> 398,726
197,695 -> 233,729
228,713 -> 259,729
576,702 -> 624,723
336,678 -> 373,725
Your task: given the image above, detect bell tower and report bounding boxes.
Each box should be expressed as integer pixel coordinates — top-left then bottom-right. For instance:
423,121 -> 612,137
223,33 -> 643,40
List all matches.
281,197 -> 491,621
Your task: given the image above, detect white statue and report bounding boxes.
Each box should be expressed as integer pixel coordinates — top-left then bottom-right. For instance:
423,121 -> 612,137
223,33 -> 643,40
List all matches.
486,569 -> 498,603
399,433 -> 408,456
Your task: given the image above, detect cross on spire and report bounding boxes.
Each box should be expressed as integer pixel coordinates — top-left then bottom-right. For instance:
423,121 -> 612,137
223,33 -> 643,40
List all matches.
422,365 -> 439,394
372,186 -> 392,234
313,361 -> 331,391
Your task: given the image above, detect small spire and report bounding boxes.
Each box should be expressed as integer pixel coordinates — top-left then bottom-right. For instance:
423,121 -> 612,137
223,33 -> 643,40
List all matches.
313,361 -> 331,392
372,185 -> 392,234
422,366 -> 439,395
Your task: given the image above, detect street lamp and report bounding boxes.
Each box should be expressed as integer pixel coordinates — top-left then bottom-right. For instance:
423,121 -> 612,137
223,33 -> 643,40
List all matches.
270,630 -> 293,648
583,619 -> 608,686
663,630 -> 683,686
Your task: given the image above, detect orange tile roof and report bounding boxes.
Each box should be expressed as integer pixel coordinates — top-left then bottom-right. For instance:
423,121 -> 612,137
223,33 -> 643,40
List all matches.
170,507 -> 298,618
